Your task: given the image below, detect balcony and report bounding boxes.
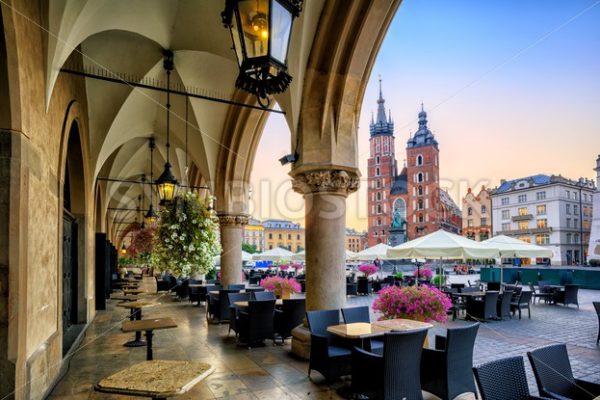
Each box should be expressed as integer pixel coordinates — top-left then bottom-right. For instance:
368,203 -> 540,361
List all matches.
497,227 -> 553,236
511,214 -> 533,222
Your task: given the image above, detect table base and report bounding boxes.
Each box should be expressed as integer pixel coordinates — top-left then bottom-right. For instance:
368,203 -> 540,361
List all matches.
124,340 -> 147,347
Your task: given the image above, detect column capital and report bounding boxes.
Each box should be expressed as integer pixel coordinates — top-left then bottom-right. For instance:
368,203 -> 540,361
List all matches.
217,212 -> 250,227
291,168 -> 360,196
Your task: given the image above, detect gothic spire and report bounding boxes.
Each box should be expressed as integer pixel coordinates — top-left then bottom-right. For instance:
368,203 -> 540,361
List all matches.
376,75 -> 387,123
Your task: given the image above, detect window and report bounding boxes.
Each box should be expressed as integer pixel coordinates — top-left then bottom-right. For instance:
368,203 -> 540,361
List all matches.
376,192 -> 381,201
502,210 -> 510,219
518,235 -> 531,243
278,234 -> 282,239
501,197 -> 509,206
574,234 -> 580,244
566,218 -> 571,228
269,233 -> 273,239
269,245 -> 273,250
416,155 -> 423,166
376,167 -> 380,176
574,192 -> 578,201
502,223 -> 511,231
376,180 -> 381,189
536,234 -> 550,245
418,185 -> 423,196
467,207 -> 473,216
537,219 -> 547,229
536,204 -> 546,215
566,233 -> 572,244
536,191 -> 546,200
377,204 -> 382,214
518,207 -> 528,216
418,200 -> 423,210
288,234 -> 291,240
574,205 -> 578,214
418,214 -> 424,223
481,205 -> 487,214
574,219 -> 578,228
566,204 -> 571,214
377,218 -> 381,226
518,221 -> 529,230
376,156 -> 380,164
566,190 -> 570,199
467,219 -> 473,227
417,172 -> 424,183
481,217 -> 487,226
297,234 -> 300,240
518,194 -> 527,203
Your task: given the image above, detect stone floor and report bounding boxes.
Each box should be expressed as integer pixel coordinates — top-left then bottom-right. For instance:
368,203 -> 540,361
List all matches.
48,278 -> 600,399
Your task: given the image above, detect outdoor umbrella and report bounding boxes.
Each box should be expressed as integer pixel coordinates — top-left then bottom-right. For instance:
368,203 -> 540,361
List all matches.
387,229 -> 500,288
355,243 -> 392,261
293,249 -> 358,261
482,235 -> 553,283
252,247 -> 295,261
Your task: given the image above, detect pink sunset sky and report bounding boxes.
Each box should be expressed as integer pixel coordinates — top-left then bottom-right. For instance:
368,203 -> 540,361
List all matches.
249,0 -> 600,231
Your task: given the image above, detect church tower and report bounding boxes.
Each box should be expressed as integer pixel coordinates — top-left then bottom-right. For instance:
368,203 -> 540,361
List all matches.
367,78 -> 396,246
405,105 -> 440,239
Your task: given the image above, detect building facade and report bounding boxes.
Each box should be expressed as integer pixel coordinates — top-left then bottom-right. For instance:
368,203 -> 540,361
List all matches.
491,174 -> 595,265
367,80 -> 462,246
242,218 -> 265,252
462,186 -> 492,241
345,228 -> 368,253
587,155 -> 600,262
263,219 -> 305,252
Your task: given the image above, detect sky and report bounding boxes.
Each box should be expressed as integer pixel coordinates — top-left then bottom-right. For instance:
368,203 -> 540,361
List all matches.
249,0 -> 600,231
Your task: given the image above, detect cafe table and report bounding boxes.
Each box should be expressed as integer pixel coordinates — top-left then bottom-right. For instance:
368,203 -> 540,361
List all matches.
117,301 -> 154,347
327,319 -> 433,349
233,299 -> 284,308
95,360 -> 214,399
123,288 -> 146,295
111,294 -> 139,302
122,317 -> 178,360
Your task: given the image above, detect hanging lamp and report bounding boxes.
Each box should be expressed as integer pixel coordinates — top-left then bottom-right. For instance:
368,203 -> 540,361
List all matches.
155,50 -> 179,204
145,138 -> 159,224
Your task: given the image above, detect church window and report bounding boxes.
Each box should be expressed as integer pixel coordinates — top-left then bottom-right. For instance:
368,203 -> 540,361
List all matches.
377,204 -> 382,214
468,207 -> 473,216
377,218 -> 381,226
418,214 -> 424,223
377,192 -> 381,201
481,205 -> 487,214
416,155 -> 423,166
417,172 -> 424,183
418,186 -> 423,196
418,200 -> 423,210
376,139 -> 380,153
376,167 -> 380,176
376,179 -> 381,188
383,138 -> 389,154
376,156 -> 380,164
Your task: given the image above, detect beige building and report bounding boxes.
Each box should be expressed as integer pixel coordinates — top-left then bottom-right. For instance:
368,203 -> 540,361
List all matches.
462,186 -> 492,241
345,228 -> 367,252
243,219 -> 265,252
264,219 -> 305,253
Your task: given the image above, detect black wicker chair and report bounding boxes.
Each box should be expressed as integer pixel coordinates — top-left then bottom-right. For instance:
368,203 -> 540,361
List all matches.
527,343 -> 600,400
346,282 -> 358,296
497,290 -> 513,320
473,356 -> 549,400
252,291 -> 275,301
306,309 -> 351,382
594,302 -> 600,345
553,284 -> 579,308
208,289 -> 241,323
357,278 -> 371,295
227,292 -> 251,336
511,290 -> 533,320
245,287 -> 265,294
237,300 -> 276,347
274,298 -> 305,344
487,282 -> 501,291
228,284 -> 245,290
467,291 -> 499,321
530,284 -> 552,305
341,306 -> 383,354
352,329 -> 429,400
421,323 -> 480,400
155,276 -> 170,292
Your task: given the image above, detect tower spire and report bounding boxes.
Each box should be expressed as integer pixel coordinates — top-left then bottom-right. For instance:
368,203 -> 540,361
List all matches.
376,75 -> 387,123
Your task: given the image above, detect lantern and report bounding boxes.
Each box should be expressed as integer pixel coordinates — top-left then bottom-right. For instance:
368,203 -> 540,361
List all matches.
222,0 -> 302,106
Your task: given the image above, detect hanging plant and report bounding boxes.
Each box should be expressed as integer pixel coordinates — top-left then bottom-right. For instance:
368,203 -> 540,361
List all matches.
128,226 -> 156,265
153,192 -> 221,277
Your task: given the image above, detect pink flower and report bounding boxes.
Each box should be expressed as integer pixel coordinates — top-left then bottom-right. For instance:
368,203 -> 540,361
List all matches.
358,264 -> 378,277
279,264 -> 290,271
372,285 -> 451,323
415,267 -> 433,279
259,276 -> 301,295
291,263 -> 303,270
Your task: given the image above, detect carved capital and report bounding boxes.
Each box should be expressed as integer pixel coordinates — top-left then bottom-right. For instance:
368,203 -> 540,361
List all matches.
291,169 -> 360,196
217,213 -> 250,227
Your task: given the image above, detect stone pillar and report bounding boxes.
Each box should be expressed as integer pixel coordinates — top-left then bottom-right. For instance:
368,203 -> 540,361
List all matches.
289,169 -> 359,358
218,213 -> 249,287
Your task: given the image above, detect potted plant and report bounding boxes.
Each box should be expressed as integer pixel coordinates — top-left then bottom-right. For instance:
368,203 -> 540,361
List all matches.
259,276 -> 301,299
357,264 -> 378,295
394,271 -> 404,282
358,263 -> 378,278
372,285 -> 452,323
432,274 -> 446,287
414,267 -> 433,282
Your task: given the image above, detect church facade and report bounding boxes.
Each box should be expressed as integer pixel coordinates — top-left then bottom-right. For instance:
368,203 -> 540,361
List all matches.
367,81 -> 462,246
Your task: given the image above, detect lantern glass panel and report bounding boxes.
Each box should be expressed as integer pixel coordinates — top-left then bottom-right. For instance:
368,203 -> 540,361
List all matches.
158,182 -> 177,203
230,10 -> 244,66
239,0 -> 269,59
270,0 -> 292,64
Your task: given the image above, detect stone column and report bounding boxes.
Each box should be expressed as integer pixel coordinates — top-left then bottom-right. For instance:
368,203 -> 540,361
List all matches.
292,169 -> 360,310
218,213 -> 249,287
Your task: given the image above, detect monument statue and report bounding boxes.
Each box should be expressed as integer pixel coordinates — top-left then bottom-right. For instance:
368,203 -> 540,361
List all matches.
392,208 -> 406,231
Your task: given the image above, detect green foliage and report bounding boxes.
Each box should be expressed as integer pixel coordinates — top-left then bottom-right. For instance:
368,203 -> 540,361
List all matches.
118,257 -> 134,266
432,275 -> 447,286
242,243 -> 258,254
153,192 -> 221,277
394,271 -> 404,280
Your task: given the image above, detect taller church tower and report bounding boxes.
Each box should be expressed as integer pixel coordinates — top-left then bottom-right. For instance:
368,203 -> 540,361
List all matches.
367,78 -> 396,246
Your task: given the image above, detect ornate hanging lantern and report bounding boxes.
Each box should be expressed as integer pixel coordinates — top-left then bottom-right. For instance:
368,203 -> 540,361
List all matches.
145,138 -> 160,224
222,0 -> 303,107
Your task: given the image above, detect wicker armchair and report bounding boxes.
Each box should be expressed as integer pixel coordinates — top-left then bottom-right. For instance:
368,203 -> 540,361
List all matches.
352,329 -> 429,400
346,282 -> 358,296
274,298 -> 305,344
421,323 -> 479,400
529,284 -> 552,305
467,291 -> 499,321
527,344 -> 600,400
594,302 -> 600,345
306,309 -> 351,381
155,276 -> 170,292
487,282 -> 501,291
237,300 -> 276,347
473,356 -> 550,400
357,278 -> 372,295
341,306 -> 383,354
553,284 -> 579,308
510,290 -> 533,320
252,291 -> 275,301
227,292 -> 251,336
497,290 -> 513,320
207,289 -> 241,323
